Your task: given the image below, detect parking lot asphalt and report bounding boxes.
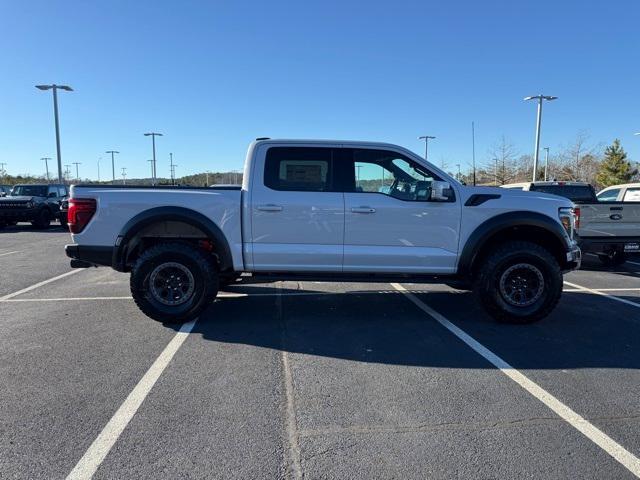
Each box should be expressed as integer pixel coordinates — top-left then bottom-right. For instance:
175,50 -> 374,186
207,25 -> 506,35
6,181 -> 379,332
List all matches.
1,225 -> 640,479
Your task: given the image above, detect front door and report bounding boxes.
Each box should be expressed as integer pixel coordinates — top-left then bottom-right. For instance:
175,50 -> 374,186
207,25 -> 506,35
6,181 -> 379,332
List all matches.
340,148 -> 461,274
249,145 -> 344,271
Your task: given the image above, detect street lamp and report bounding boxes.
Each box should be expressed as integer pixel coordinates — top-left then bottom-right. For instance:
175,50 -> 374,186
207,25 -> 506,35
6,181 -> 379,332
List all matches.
418,135 -> 436,162
144,132 -> 163,185
35,84 -> 73,184
41,157 -> 51,182
524,94 -> 557,182
106,151 -> 119,182
121,167 -> 127,185
73,162 -> 81,181
543,147 -> 550,181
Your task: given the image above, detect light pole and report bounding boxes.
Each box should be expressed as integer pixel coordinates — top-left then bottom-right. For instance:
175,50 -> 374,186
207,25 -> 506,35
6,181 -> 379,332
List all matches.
121,167 -> 127,185
418,135 -> 436,162
543,147 -> 550,181
148,159 -> 154,181
0,162 -> 7,182
41,157 -> 51,182
205,170 -> 211,186
169,153 -> 175,185
524,95 -> 557,182
471,121 -> 476,185
105,151 -> 119,183
35,84 -> 73,184
456,163 -> 461,181
144,132 -> 163,185
72,162 -> 81,181
64,164 -> 71,183
97,157 -> 101,182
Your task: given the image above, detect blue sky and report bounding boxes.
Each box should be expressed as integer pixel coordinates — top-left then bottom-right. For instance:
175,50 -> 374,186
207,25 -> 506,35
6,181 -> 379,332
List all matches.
1,0 -> 639,180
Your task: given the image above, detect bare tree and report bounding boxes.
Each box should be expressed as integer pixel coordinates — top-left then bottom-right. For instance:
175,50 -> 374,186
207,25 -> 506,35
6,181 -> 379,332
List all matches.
556,131 -> 602,183
484,136 -> 519,185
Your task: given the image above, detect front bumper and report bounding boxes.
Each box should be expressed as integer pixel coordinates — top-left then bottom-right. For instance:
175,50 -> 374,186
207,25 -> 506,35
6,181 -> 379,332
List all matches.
0,208 -> 39,222
564,241 -> 582,271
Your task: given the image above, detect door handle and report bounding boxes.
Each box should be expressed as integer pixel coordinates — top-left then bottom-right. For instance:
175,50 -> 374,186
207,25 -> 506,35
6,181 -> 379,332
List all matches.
256,204 -> 283,212
351,206 -> 376,214
610,206 -> 623,211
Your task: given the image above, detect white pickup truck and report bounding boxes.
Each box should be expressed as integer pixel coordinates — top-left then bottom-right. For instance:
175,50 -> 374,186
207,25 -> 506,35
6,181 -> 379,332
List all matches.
65,139 -> 581,324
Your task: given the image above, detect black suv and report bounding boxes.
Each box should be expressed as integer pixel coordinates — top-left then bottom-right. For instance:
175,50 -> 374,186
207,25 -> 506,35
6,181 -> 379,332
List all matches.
0,184 -> 68,229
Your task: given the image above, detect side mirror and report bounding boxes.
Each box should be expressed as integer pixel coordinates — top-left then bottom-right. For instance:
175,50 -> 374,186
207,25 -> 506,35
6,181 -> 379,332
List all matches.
430,181 -> 454,201
48,192 -> 57,198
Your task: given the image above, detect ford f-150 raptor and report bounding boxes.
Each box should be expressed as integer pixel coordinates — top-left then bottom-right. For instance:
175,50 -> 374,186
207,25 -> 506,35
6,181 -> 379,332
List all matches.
65,139 -> 581,324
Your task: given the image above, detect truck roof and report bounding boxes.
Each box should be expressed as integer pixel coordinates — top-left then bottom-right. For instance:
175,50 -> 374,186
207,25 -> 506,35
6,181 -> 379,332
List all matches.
253,138 -> 411,150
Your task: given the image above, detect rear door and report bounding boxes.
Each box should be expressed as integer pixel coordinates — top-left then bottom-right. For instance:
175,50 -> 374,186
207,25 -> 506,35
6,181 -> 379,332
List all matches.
248,145 -> 344,271
339,147 -> 461,273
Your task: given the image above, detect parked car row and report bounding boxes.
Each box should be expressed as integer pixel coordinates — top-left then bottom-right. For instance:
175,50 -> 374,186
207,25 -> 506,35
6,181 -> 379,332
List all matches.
502,181 -> 640,266
0,184 -> 69,229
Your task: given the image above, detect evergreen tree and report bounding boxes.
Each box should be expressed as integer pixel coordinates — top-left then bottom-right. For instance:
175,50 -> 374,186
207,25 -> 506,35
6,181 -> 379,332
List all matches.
596,139 -> 635,187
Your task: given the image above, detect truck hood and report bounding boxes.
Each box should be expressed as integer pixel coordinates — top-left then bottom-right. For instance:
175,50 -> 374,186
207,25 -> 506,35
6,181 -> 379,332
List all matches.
461,186 -> 574,208
0,196 -> 39,202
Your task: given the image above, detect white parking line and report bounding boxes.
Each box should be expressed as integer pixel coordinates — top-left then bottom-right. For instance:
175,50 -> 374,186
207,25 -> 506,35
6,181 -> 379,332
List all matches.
4,296 -> 133,302
66,318 -> 198,480
564,287 -> 640,292
564,281 -> 640,309
0,250 -> 20,257
0,270 -> 82,302
391,283 -> 640,478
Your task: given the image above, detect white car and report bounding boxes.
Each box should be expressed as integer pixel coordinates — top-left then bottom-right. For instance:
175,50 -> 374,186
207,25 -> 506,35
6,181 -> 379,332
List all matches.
65,139 -> 581,324
597,183 -> 640,202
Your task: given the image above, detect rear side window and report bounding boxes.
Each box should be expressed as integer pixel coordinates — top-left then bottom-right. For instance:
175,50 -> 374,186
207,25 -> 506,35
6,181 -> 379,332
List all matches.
264,147 -> 332,192
529,185 -> 595,203
597,188 -> 620,202
623,188 -> 640,202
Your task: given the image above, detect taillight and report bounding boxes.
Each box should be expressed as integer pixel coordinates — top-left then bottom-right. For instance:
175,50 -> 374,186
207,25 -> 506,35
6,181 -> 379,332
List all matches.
68,198 -> 96,234
574,207 -> 580,229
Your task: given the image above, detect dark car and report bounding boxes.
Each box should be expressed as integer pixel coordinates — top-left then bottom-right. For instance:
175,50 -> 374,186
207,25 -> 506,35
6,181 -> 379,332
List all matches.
0,184 -> 68,229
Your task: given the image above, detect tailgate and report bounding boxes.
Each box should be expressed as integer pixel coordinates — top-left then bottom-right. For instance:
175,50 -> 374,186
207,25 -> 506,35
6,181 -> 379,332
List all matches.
579,203 -> 640,238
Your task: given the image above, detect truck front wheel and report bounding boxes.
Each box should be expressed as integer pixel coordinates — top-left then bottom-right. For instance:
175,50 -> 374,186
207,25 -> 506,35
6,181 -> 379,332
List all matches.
474,241 -> 563,324
130,242 -> 219,324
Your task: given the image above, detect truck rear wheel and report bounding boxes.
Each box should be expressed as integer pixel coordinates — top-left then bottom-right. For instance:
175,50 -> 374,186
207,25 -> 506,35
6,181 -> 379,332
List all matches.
130,242 -> 219,324
473,241 -> 562,324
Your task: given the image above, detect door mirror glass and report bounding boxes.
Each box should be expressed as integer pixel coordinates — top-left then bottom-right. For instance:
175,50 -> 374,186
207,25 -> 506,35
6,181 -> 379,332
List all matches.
430,181 -> 454,201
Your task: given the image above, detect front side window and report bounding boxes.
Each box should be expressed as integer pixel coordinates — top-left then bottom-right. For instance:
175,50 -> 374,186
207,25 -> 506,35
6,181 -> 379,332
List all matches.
597,188 -> 621,202
264,147 -> 332,192
11,185 -> 47,197
350,149 -> 437,201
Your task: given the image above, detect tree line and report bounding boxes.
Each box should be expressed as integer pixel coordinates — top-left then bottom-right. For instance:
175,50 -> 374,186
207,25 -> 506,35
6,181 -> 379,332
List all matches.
453,132 -> 638,189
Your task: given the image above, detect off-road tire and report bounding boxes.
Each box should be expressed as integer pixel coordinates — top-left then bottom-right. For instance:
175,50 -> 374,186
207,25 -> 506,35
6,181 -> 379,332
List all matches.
130,242 -> 219,324
473,241 -> 563,324
32,209 -> 51,229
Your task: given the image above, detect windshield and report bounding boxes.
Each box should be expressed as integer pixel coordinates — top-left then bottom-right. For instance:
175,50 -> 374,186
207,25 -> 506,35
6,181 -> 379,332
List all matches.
10,185 -> 47,197
529,185 -> 595,203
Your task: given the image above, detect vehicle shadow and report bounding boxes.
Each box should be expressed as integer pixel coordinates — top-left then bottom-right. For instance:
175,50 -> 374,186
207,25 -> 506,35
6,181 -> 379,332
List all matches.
172,284 -> 640,371
0,222 -> 67,234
